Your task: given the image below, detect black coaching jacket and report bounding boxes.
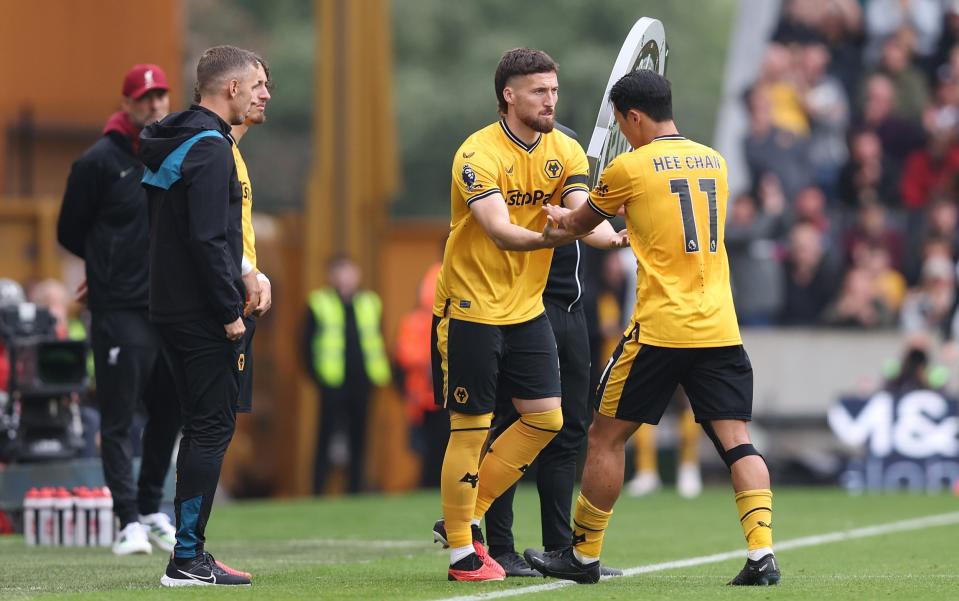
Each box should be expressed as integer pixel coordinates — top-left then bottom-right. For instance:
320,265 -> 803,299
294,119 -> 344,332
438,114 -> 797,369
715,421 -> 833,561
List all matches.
139,105 -> 245,325
58,127 -> 151,311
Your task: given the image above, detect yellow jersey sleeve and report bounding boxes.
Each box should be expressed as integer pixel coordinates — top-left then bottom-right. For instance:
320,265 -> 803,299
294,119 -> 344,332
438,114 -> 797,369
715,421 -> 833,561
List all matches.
560,142 -> 590,204
452,148 -> 501,205
232,145 -> 257,270
587,156 -> 636,219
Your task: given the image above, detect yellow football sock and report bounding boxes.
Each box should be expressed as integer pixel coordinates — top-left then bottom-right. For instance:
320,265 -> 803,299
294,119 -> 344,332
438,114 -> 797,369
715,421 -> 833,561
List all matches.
634,425 -> 657,474
735,489 -> 773,550
472,407 -> 562,520
441,411 -> 492,549
572,493 -> 612,559
678,408 -> 699,466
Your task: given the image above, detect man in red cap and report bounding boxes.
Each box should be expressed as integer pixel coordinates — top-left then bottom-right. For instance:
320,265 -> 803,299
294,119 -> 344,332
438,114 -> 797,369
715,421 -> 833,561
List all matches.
57,64 -> 179,556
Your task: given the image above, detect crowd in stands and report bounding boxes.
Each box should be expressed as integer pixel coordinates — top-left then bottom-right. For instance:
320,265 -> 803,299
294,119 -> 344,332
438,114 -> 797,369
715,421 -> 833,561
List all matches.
727,0 -> 959,349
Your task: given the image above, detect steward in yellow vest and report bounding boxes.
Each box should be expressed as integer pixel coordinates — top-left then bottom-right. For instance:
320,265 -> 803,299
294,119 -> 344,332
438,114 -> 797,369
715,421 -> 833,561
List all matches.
304,256 -> 389,494
306,287 -> 390,388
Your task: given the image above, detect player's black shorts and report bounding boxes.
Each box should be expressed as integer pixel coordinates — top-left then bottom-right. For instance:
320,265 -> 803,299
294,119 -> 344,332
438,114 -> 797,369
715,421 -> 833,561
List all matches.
432,311 -> 561,415
595,324 -> 753,424
236,315 -> 256,413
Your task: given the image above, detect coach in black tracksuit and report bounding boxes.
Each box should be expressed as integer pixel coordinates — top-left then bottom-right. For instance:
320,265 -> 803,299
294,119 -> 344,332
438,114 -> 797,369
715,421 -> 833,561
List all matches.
57,65 -> 179,549
139,100 -> 247,567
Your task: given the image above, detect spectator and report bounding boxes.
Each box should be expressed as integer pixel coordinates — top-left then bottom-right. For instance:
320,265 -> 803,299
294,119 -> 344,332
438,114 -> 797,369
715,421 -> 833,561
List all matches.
863,33 -> 930,123
726,192 -> 785,325
900,254 -> 957,338
863,0 -> 942,68
842,201 -> 904,269
304,254 -> 390,494
791,185 -> 840,256
802,42 -> 851,193
857,243 -> 908,313
858,74 -> 925,168
823,267 -> 896,327
838,128 -> 899,208
780,222 -> 840,325
757,43 -> 810,136
745,84 -> 814,201
819,0 -> 865,101
27,279 -> 82,341
900,118 -> 959,211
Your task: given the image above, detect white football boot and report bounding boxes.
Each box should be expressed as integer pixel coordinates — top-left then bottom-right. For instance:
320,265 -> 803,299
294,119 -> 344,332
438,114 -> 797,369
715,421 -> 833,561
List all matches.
113,521 -> 152,555
626,471 -> 661,497
677,463 -> 703,499
140,512 -> 177,552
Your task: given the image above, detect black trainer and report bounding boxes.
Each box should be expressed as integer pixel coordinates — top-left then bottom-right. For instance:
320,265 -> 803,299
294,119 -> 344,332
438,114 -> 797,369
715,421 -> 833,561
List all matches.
600,565 -> 624,577
160,552 -> 252,587
524,547 -> 600,584
492,551 -> 541,577
727,553 -> 781,586
431,519 -> 485,549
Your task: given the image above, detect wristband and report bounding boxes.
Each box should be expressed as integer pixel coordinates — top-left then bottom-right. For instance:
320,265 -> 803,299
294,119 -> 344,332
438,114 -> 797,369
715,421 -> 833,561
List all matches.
241,256 -> 254,276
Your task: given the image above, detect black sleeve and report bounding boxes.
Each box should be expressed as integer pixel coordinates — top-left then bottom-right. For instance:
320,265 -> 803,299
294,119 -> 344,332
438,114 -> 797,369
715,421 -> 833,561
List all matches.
180,138 -> 243,325
57,157 -> 99,259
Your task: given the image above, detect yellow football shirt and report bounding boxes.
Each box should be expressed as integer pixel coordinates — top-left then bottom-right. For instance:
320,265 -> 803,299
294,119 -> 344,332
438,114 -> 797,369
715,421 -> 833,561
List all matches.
433,119 -> 590,325
588,134 -> 741,348
232,144 -> 257,270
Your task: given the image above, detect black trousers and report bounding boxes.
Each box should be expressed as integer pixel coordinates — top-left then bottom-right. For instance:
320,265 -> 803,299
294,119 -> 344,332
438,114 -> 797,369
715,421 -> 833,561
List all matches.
314,381 -> 370,494
91,310 -> 180,527
485,301 -> 591,553
419,409 -> 450,488
158,317 -> 241,559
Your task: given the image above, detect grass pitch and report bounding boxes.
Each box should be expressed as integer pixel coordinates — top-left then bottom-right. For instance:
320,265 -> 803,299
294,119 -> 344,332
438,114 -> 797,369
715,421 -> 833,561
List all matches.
0,487 -> 957,600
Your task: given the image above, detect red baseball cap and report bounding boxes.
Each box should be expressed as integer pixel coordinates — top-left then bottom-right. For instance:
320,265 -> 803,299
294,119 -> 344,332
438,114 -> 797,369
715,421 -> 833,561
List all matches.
122,64 -> 169,99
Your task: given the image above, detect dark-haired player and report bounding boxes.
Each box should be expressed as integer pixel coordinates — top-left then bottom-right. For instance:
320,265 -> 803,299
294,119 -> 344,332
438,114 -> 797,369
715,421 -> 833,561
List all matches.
526,69 -> 780,586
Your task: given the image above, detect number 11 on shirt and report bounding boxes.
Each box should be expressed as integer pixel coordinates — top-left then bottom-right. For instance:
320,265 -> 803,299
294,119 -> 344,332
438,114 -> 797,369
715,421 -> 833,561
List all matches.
669,177 -> 717,254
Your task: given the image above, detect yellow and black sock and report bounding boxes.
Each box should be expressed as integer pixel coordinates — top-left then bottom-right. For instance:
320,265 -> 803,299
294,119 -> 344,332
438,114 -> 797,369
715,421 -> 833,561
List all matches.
441,411 -> 492,549
571,493 -> 612,561
678,408 -> 699,466
634,425 -> 657,474
735,489 -> 773,550
472,407 -> 562,520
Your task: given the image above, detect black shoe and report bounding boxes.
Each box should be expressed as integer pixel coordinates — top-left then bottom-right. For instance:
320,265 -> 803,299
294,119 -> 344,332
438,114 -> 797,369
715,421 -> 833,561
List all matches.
524,547 -> 600,584
727,553 -> 781,586
493,551 -> 541,577
431,519 -> 485,549
600,565 -> 624,577
160,552 -> 252,587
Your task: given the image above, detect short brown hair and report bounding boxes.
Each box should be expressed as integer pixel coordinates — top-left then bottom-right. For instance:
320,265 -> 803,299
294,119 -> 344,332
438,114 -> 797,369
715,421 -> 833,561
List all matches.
494,48 -> 558,114
194,52 -> 269,103
195,45 -> 260,101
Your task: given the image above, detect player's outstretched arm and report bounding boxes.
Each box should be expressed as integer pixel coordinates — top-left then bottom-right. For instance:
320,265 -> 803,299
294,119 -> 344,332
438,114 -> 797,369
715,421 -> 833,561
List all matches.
561,190 -> 628,249
470,193 -> 581,250
544,201 -> 608,239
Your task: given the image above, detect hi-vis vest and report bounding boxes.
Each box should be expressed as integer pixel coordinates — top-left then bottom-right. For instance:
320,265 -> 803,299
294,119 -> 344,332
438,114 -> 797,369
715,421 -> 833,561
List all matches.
307,288 -> 390,388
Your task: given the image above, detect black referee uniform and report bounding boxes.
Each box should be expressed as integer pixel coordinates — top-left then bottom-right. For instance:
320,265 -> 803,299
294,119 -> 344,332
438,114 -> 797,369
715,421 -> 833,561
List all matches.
140,105 -> 245,561
485,239 -> 592,556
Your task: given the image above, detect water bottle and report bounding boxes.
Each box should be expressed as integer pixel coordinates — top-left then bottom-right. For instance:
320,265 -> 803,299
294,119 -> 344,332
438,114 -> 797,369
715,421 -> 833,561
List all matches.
37,488 -> 55,546
96,487 -> 114,547
54,487 -> 74,546
23,488 -> 40,546
73,487 -> 92,546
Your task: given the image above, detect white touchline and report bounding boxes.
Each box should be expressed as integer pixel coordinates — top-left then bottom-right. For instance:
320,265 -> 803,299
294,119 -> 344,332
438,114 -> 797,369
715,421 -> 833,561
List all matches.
436,511 -> 959,601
